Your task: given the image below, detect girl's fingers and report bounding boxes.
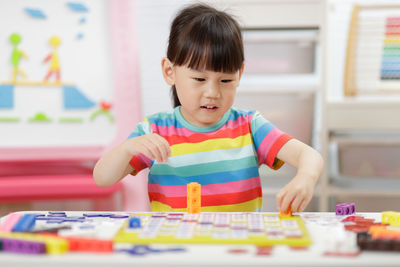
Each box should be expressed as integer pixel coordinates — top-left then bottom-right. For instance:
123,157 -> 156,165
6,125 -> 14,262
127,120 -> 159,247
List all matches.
276,189 -> 286,211
298,199 -> 307,212
290,195 -> 303,212
154,135 -> 171,161
281,193 -> 294,213
142,139 -> 162,162
300,195 -> 312,212
146,134 -> 171,163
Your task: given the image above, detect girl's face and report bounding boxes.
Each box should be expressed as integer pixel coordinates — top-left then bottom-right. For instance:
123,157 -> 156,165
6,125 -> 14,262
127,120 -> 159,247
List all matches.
162,58 -> 244,127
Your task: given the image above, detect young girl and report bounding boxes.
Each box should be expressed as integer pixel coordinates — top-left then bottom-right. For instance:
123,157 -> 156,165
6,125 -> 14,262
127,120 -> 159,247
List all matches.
93,3 -> 323,213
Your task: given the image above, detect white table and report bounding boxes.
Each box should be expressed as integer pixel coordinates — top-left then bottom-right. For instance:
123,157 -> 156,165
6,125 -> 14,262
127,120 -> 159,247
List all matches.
0,212 -> 399,267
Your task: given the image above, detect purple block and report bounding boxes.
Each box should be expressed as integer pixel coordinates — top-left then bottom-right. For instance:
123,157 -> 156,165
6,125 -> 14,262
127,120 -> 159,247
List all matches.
335,203 -> 355,215
2,238 -> 45,254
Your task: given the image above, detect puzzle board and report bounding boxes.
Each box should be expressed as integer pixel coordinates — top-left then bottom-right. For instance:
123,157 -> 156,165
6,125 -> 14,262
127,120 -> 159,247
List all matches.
114,212 -> 312,247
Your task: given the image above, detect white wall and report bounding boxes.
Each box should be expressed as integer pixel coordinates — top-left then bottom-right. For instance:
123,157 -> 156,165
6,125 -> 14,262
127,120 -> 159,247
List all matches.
134,0 -> 193,117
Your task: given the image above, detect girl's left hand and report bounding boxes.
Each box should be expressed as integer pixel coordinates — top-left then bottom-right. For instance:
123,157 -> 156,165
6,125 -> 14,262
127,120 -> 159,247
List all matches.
276,174 -> 315,213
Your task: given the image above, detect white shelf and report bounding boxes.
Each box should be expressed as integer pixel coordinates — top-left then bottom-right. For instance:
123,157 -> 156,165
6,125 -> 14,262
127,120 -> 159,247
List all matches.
238,74 -> 319,93
329,131 -> 400,144
327,99 -> 400,131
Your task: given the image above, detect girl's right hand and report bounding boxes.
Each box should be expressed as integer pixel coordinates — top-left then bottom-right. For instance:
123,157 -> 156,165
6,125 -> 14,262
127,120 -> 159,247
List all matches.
126,134 -> 171,163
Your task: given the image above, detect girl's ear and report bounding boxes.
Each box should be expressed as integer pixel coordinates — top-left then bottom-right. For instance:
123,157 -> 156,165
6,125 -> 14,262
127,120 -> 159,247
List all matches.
238,62 -> 245,80
161,57 -> 175,86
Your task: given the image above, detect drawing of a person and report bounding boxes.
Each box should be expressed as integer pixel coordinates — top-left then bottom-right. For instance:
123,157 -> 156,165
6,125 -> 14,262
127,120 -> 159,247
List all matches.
43,36 -> 61,82
10,33 -> 28,83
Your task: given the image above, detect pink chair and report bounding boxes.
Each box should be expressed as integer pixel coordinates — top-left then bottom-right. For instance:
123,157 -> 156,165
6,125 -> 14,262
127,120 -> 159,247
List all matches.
0,159 -> 122,210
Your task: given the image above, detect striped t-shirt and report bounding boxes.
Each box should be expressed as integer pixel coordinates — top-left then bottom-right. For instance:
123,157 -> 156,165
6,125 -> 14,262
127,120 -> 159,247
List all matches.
128,106 -> 292,212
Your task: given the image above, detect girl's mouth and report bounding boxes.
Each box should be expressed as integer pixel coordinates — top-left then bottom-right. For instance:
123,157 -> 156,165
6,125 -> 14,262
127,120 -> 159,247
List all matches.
200,105 -> 217,110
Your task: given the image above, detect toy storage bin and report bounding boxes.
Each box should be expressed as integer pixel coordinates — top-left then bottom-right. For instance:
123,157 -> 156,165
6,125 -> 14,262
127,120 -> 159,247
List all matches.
242,29 -> 318,74
337,143 -> 400,178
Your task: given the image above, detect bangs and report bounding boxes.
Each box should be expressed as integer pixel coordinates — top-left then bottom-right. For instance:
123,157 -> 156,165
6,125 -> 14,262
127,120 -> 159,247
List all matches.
168,13 -> 244,73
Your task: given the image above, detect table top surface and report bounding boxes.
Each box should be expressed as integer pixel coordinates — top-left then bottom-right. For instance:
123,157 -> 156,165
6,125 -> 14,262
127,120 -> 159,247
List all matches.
0,211 -> 399,267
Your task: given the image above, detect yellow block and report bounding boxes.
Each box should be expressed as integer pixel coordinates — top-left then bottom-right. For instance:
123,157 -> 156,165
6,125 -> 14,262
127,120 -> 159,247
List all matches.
382,211 -> 400,227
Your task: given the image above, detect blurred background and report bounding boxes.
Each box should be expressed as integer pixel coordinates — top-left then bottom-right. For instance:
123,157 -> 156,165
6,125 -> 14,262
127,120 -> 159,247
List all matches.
1,0 -> 400,217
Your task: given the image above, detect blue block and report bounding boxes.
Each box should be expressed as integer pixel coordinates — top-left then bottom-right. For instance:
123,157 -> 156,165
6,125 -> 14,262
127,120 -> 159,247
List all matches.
12,214 -> 36,232
128,217 -> 141,229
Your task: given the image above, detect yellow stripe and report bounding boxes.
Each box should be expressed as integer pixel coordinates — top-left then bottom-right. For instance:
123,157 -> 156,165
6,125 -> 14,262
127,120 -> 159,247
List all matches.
150,201 -> 186,212
384,38 -> 400,44
150,197 -> 262,212
171,133 -> 253,157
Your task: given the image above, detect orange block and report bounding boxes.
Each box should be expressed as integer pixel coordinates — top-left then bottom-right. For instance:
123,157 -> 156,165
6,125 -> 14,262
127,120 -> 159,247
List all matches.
187,182 -> 201,213
65,237 -> 113,253
280,204 -> 292,217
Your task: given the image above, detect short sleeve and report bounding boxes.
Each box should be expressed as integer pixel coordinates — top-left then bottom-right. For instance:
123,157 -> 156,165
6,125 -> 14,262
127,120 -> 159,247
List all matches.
250,111 -> 293,170
128,119 -> 154,175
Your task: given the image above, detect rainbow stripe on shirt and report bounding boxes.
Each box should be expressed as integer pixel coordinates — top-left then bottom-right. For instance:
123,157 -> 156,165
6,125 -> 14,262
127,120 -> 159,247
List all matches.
128,107 -> 292,212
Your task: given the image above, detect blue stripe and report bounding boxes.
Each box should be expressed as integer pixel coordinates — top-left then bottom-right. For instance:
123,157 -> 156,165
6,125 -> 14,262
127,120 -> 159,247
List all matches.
381,68 -> 400,73
148,166 -> 259,186
252,123 -> 275,151
128,123 -> 148,139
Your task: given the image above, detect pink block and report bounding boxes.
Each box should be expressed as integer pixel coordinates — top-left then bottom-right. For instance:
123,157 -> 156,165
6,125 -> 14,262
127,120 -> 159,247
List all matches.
0,213 -> 22,232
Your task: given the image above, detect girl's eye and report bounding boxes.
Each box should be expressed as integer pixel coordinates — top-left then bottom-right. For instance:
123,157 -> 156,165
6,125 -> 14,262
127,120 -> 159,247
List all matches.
194,78 -> 205,82
221,79 -> 232,83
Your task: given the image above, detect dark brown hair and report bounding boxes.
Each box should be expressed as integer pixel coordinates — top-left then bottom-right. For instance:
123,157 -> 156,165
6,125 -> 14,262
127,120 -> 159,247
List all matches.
167,3 -> 244,107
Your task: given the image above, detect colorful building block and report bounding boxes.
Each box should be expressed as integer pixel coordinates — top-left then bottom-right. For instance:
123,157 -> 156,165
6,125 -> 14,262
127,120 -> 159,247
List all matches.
0,232 -> 68,255
1,237 -> 46,254
0,213 -> 22,232
335,203 -> 355,215
12,214 -> 36,232
280,209 -> 292,217
65,237 -> 113,253
187,182 -> 201,214
381,211 -> 400,227
128,217 -> 141,229
280,204 -> 292,217
357,231 -> 400,252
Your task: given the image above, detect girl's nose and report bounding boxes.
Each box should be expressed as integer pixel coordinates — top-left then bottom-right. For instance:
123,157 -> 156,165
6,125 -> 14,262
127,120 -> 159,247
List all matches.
204,83 -> 220,98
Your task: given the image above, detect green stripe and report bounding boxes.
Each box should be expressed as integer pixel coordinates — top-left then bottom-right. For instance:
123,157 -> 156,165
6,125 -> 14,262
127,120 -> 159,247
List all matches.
384,45 -> 400,51
151,156 -> 258,176
251,111 -> 270,133
59,117 -> 83,123
383,51 -> 400,57
147,111 -> 174,121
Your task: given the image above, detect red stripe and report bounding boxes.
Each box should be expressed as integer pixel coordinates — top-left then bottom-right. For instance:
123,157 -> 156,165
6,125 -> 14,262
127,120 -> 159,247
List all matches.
163,123 -> 250,145
149,187 -> 262,209
386,32 -> 400,36
266,134 -> 292,168
129,155 -> 147,173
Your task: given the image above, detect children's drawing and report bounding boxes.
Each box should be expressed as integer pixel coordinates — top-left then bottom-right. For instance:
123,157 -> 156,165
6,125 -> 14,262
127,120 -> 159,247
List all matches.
90,101 -> 114,122
0,0 -> 117,149
0,3 -> 112,119
10,33 -> 28,83
66,2 -> 89,13
24,8 -> 47,19
43,36 -> 62,83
